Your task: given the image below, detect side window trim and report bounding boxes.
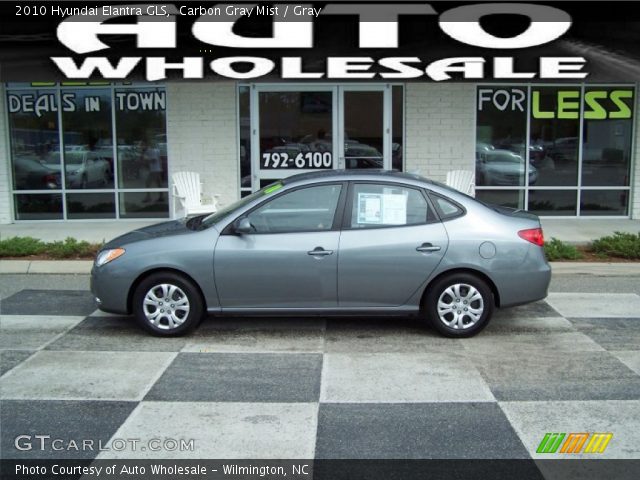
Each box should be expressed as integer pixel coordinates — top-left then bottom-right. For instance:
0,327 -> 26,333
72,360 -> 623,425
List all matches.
223,182 -> 346,235
342,181 -> 436,231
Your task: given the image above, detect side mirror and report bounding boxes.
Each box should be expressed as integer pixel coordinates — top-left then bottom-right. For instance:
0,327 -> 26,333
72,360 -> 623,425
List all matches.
233,217 -> 253,235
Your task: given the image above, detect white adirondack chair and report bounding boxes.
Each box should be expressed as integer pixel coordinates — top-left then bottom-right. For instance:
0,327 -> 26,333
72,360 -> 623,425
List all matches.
172,171 -> 219,218
446,170 -> 475,196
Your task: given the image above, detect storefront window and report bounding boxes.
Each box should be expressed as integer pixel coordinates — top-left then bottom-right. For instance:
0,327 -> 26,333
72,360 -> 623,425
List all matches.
475,190 -> 525,210
13,193 -> 62,220
530,87 -> 580,187
7,89 -> 61,191
528,189 -> 578,216
66,192 -> 116,219
476,85 -> 634,217
6,83 -> 169,220
476,87 -> 528,188
115,87 -> 167,190
581,87 -> 633,187
61,88 -> 114,189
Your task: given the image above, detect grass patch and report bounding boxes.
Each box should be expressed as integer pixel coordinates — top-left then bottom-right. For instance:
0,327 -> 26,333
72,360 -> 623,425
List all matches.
0,236 -> 101,259
544,237 -> 583,261
591,231 -> 640,259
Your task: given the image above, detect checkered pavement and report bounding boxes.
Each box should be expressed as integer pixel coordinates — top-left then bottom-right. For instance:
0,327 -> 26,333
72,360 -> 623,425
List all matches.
1,288 -> 640,460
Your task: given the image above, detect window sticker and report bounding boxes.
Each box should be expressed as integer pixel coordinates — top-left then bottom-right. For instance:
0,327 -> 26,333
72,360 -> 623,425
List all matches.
356,192 -> 407,225
381,193 -> 408,225
357,193 -> 382,224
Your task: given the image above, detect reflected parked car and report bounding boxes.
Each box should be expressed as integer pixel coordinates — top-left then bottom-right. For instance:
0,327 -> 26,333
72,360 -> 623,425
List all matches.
476,149 -> 538,186
44,151 -> 112,188
91,170 -> 551,338
12,156 -> 61,190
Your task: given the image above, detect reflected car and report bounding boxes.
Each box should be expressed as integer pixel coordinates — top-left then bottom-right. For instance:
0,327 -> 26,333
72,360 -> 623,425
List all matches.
476,150 -> 538,186
547,137 -> 578,162
12,156 -> 61,190
44,151 -> 112,188
92,171 -> 551,338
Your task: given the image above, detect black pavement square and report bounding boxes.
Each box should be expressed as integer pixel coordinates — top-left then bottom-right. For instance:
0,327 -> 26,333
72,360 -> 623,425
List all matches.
0,400 -> 137,459
0,350 -> 34,376
145,352 -> 322,402
315,403 -> 530,459
472,351 -> 640,401
0,290 -> 96,316
567,318 -> 640,351
46,316 -> 187,352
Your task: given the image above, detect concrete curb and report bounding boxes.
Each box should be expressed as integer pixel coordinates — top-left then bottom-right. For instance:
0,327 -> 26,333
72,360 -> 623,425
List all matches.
2,260 -> 640,276
0,260 -> 93,274
550,262 -> 640,276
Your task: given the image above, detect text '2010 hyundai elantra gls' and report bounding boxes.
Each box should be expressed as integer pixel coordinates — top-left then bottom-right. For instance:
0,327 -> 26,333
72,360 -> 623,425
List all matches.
91,170 -> 551,337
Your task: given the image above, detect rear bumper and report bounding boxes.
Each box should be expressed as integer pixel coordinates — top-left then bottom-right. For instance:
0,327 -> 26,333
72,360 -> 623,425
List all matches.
492,253 -> 552,308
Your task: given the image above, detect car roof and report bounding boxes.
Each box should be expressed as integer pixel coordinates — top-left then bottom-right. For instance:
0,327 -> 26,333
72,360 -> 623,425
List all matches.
282,169 -> 439,186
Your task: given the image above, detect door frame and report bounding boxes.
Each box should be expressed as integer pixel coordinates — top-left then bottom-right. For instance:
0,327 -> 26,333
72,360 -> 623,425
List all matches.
249,84 -> 394,192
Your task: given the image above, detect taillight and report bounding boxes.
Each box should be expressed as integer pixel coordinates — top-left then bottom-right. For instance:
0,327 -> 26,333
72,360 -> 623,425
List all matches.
518,228 -> 544,246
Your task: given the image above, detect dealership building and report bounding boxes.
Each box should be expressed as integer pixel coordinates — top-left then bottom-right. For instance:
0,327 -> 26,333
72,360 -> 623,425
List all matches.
0,81 -> 638,223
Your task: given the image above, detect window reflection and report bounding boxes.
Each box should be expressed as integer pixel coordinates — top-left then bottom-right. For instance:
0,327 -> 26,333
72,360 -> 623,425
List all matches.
8,89 -> 61,190
61,88 -> 114,189
476,87 -> 528,187
530,87 -> 580,187
259,91 -> 333,170
115,88 -> 168,190
581,87 -> 633,187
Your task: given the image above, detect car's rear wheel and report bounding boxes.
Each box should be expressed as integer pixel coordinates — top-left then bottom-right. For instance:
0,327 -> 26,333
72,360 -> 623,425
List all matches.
424,273 -> 494,337
132,272 -> 204,336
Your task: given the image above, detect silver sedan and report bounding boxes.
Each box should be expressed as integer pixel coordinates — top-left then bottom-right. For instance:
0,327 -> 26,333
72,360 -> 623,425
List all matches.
91,170 -> 551,337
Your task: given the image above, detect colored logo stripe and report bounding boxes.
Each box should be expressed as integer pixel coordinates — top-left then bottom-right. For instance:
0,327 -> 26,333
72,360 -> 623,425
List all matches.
584,433 -> 613,454
537,432 -> 613,454
536,433 -> 565,453
560,433 -> 590,453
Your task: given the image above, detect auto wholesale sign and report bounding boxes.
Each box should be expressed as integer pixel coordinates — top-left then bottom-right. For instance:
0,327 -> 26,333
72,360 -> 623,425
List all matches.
2,1 -> 639,82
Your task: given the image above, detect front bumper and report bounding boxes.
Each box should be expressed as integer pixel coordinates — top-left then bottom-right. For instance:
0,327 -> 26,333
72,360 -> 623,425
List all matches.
90,263 -> 133,315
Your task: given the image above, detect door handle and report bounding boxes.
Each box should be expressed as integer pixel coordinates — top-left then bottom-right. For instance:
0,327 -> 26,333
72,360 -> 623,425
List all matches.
308,247 -> 334,256
416,243 -> 441,253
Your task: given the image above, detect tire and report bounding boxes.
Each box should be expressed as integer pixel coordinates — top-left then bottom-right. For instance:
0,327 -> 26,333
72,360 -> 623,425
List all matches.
424,273 -> 494,338
132,272 -> 204,336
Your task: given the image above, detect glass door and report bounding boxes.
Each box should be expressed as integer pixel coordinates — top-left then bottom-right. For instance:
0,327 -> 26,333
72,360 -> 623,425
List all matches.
250,85 -> 394,191
339,86 -> 391,170
252,86 -> 337,190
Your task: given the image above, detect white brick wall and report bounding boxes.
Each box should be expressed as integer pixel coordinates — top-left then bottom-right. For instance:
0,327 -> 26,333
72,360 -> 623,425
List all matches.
404,83 -> 476,182
632,84 -> 640,219
0,85 -> 12,224
166,82 -> 239,210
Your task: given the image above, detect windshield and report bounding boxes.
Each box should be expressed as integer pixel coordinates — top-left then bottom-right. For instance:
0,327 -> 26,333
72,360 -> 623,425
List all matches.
198,181 -> 284,229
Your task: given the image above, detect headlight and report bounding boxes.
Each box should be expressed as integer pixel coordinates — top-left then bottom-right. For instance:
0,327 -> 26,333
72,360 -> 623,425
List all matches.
95,248 -> 125,267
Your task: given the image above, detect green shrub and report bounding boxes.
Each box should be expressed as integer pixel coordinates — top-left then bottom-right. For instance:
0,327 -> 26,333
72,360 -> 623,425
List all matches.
544,237 -> 583,261
0,236 -> 46,257
0,236 -> 102,259
591,231 -> 640,259
46,237 -> 96,259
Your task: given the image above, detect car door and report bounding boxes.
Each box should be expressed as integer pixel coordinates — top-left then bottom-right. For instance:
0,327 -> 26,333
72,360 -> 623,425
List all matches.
338,182 -> 449,307
214,183 -> 345,309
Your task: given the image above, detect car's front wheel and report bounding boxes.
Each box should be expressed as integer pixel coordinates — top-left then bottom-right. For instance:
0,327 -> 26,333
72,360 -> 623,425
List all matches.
424,273 -> 494,337
132,272 -> 204,336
